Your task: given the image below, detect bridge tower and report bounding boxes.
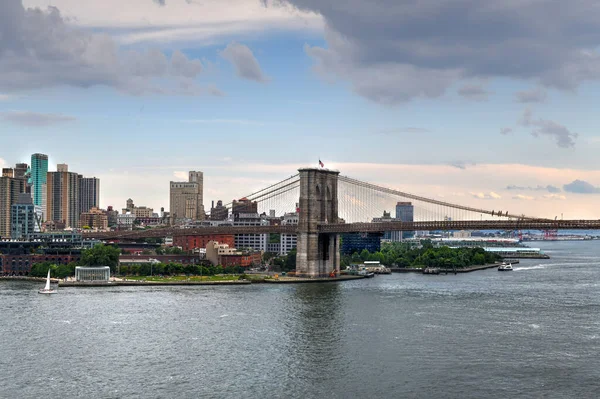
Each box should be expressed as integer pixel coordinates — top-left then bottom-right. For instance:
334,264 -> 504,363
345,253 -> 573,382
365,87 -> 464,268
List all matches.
296,168 -> 340,277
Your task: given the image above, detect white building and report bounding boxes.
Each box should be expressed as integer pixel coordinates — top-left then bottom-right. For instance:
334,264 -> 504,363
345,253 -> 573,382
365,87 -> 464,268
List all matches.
117,212 -> 136,230
233,213 -> 268,252
280,212 -> 298,255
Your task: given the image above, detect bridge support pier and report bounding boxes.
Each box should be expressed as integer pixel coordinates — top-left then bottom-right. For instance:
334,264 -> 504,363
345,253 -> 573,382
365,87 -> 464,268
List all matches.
296,168 -> 340,278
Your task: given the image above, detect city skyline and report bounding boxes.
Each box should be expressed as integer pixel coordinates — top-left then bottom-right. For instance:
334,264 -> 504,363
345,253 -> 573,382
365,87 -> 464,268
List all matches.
2,0 -> 600,218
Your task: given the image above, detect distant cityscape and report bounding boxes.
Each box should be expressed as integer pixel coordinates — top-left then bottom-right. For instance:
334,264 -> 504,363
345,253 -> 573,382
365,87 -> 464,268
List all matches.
1,152 -> 595,277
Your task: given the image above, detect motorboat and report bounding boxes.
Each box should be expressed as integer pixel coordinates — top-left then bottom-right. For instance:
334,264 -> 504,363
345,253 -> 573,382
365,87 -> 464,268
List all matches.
358,268 -> 375,278
498,263 -> 513,271
38,269 -> 58,294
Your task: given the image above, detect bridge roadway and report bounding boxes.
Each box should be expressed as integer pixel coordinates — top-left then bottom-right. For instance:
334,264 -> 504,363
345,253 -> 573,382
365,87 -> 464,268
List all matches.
84,219 -> 600,240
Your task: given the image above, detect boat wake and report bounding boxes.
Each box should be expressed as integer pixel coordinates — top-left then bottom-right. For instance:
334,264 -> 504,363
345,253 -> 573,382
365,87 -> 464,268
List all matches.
515,265 -> 548,271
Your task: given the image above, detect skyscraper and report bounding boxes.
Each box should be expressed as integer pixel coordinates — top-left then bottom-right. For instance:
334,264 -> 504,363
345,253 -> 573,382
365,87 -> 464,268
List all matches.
46,169 -> 80,228
79,177 -> 100,214
396,202 -> 415,239
169,171 -> 205,223
30,153 -> 48,210
0,176 -> 25,238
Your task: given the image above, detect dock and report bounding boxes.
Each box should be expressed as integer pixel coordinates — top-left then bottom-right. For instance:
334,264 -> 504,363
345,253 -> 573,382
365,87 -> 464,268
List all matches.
390,261 -> 520,274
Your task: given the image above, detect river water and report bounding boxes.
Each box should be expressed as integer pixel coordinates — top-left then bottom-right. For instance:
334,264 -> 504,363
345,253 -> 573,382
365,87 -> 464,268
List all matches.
1,241 -> 600,398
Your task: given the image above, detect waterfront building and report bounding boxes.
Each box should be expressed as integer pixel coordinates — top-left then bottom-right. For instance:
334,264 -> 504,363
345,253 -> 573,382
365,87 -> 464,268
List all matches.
46,168 -> 80,228
79,207 -> 109,231
233,212 -> 268,252
173,234 -> 235,252
75,266 -> 110,282
340,232 -> 383,255
11,193 -> 42,239
30,153 -> 48,210
396,202 -> 415,239
170,171 -> 205,223
280,211 -> 298,255
205,241 -> 261,267
79,177 -> 100,214
0,176 -> 26,238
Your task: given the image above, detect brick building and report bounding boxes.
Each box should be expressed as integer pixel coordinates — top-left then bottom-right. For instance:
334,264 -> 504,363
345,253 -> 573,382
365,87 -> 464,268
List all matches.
220,252 -> 262,267
173,234 -> 235,252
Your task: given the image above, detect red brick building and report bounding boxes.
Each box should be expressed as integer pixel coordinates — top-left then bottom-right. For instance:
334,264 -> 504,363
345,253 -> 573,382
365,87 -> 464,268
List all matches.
1,254 -> 81,275
220,252 -> 262,268
173,234 -> 235,252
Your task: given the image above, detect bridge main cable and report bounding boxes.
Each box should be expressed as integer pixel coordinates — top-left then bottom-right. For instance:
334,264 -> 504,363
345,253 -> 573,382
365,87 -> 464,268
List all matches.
339,175 -> 545,221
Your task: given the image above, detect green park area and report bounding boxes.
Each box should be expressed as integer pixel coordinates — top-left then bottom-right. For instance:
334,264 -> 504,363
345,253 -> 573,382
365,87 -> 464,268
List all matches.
341,240 -> 502,269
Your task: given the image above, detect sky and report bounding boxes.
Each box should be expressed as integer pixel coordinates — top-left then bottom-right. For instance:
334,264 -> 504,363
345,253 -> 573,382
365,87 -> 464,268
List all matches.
2,0 -> 600,219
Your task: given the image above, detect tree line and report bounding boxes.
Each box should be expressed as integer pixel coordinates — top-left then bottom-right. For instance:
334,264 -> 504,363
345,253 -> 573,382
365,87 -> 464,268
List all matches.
29,244 -> 246,278
341,241 -> 501,269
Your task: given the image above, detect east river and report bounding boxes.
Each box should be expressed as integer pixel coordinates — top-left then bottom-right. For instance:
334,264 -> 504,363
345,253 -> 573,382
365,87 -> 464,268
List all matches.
2,241 -> 600,398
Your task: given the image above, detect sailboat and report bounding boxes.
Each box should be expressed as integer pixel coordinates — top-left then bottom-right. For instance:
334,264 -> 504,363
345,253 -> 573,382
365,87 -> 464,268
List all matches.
38,269 -> 58,294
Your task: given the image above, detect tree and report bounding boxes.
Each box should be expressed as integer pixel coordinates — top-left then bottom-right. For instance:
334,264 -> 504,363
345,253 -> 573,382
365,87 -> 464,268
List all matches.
80,244 -> 121,272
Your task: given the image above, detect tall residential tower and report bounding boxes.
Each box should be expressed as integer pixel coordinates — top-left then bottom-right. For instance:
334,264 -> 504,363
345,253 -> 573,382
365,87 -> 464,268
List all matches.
30,153 -> 48,218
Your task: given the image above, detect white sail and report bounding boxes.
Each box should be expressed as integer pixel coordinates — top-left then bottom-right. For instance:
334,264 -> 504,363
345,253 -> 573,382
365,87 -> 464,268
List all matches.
44,269 -> 51,291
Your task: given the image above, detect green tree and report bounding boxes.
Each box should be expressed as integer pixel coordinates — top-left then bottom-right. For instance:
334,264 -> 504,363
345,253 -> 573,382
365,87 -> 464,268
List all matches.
80,244 -> 121,272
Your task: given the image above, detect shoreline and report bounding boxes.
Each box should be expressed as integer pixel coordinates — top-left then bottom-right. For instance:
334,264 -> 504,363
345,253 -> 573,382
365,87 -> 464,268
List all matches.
390,261 -> 520,274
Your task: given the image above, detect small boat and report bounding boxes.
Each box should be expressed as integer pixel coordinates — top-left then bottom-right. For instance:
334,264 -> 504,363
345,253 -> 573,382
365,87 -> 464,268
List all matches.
38,269 -> 58,294
358,268 -> 375,278
423,267 -> 440,275
498,263 -> 513,271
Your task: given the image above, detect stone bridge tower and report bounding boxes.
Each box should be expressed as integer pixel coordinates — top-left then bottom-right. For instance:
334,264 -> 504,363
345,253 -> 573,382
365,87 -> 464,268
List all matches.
296,168 -> 340,277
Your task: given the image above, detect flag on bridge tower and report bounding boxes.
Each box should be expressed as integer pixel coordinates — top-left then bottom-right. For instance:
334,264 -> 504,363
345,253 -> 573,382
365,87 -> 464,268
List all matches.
319,159 -> 324,168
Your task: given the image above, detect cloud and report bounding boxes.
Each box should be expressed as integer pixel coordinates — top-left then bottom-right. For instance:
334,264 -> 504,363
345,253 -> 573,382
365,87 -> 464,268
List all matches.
458,84 -> 489,101
448,161 -> 476,170
182,119 -> 265,126
506,185 -> 561,193
515,88 -> 547,103
513,194 -> 535,201
543,194 -> 567,200
0,1 -> 212,95
0,94 -> 12,101
563,179 -> 600,194
471,192 -> 501,200
173,171 -> 188,180
500,127 -> 513,135
219,42 -> 268,83
268,0 -> 600,104
0,111 -> 76,127
378,127 -> 431,134
153,0 -> 166,6
519,109 -> 578,148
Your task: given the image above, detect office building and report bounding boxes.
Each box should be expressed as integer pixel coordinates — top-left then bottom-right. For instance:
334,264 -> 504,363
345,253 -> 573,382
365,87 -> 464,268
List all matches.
0,176 -> 25,238
372,210 -> 403,242
396,202 -> 415,239
30,153 -> 48,209
170,171 -> 205,222
340,232 -> 383,255
106,206 -> 119,228
11,194 -> 42,239
79,177 -> 100,214
46,169 -> 80,228
233,213 -> 268,252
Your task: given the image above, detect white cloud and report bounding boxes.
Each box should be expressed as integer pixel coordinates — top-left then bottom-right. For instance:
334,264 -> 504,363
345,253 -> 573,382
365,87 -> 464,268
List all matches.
22,0 -> 322,45
512,194 -> 535,201
543,194 -> 567,200
172,171 -> 188,180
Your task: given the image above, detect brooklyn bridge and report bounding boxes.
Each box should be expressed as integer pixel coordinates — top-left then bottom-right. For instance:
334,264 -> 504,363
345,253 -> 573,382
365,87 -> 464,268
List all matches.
85,168 -> 600,277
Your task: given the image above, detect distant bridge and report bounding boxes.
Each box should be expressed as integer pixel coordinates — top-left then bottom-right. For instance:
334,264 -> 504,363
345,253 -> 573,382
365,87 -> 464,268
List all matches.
84,168 -> 598,276
85,219 -> 600,240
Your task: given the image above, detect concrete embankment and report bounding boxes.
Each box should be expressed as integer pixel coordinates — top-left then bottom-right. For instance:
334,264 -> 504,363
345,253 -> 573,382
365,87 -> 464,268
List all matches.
0,276 -> 60,283
390,261 -> 520,274
262,275 -> 365,284
59,280 -> 251,287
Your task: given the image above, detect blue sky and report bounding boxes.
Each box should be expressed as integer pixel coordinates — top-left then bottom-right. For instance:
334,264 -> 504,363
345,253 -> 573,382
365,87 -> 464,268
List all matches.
2,0 -> 600,218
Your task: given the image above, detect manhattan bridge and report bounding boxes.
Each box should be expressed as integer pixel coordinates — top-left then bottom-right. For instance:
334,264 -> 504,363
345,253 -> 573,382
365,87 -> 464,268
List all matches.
86,168 -> 600,277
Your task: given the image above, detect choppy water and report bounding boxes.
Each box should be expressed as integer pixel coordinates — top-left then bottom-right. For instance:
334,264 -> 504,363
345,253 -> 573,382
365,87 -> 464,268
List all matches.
2,240 -> 600,398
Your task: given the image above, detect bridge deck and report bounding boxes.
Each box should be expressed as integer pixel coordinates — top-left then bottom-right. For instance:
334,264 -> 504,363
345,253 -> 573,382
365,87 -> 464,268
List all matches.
83,220 -> 600,240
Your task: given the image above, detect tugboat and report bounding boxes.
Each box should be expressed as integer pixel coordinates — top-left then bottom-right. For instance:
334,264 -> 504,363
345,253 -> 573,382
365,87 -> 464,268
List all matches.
498,262 -> 513,271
